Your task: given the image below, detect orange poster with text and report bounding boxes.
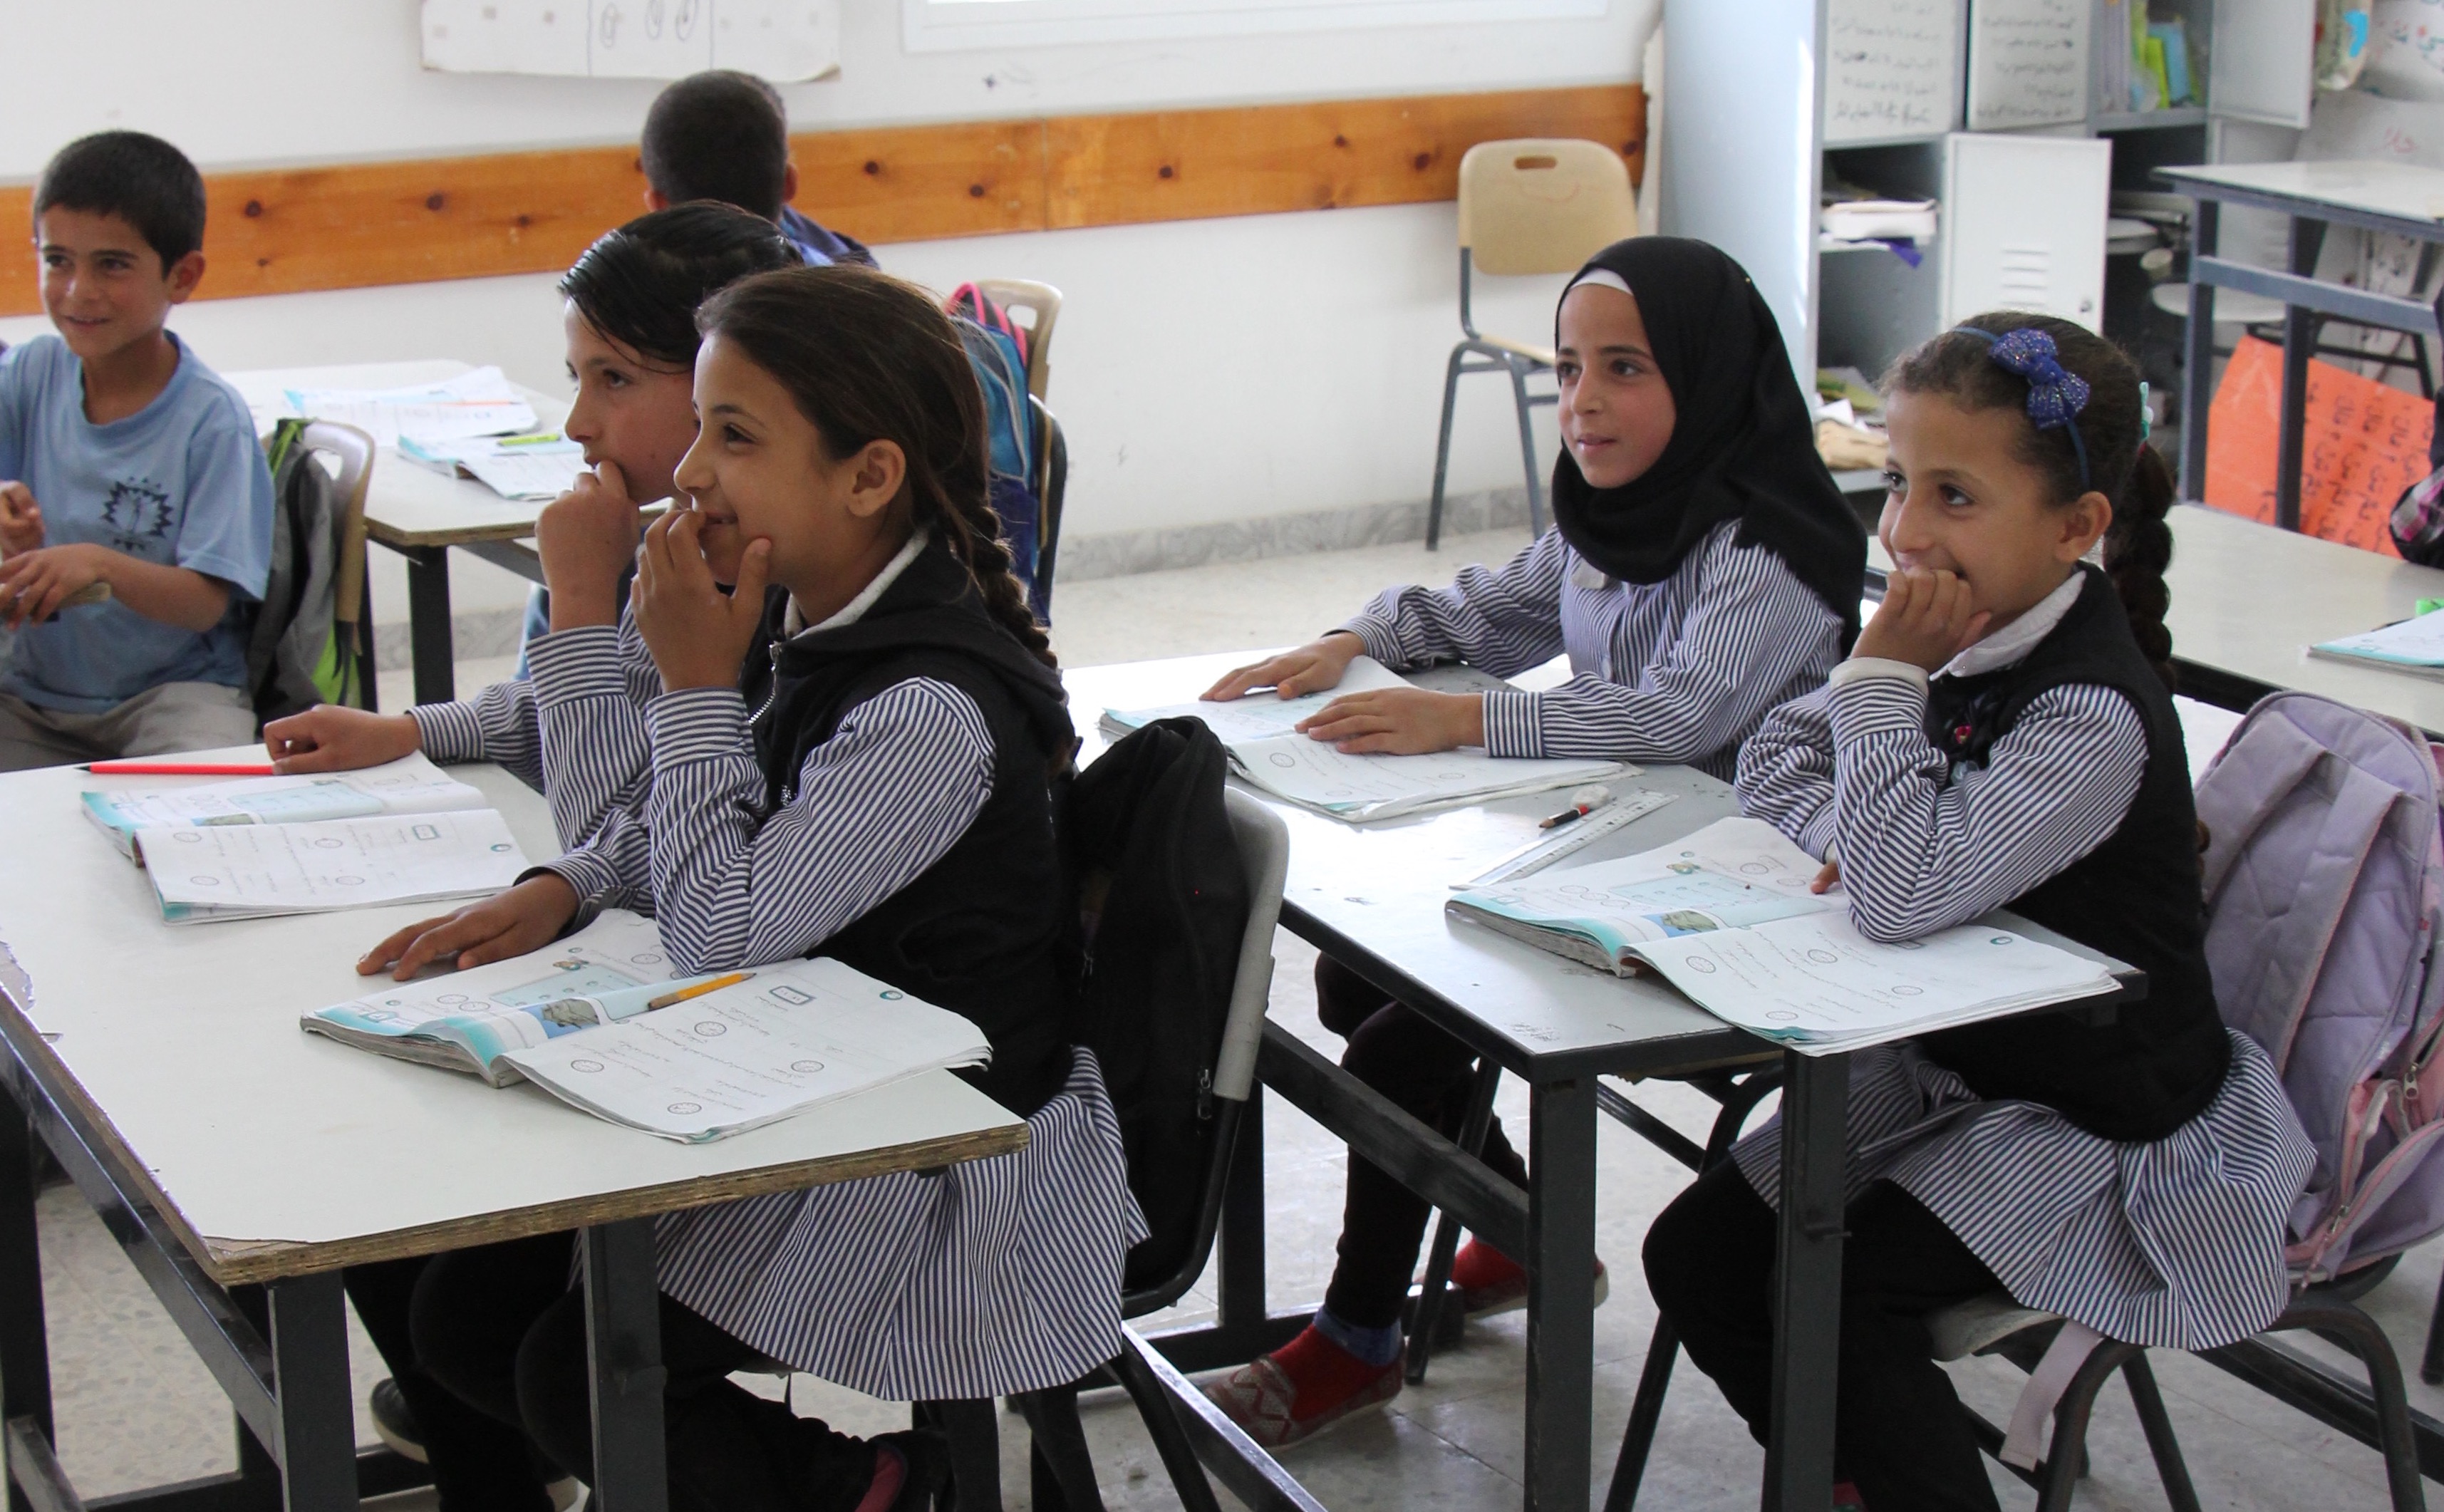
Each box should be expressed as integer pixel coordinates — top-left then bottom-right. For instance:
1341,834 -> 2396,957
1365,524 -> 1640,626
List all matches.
2204,335 -> 2433,557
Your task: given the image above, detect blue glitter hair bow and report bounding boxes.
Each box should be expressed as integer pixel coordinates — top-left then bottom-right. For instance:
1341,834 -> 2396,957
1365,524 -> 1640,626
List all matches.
1952,325 -> 2093,490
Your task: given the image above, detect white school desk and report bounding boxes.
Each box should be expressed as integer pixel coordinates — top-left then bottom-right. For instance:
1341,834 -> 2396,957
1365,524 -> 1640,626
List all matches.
1065,654 -> 2138,1512
0,755 -> 1024,1512
1867,505 -> 2444,736
227,361 -> 592,709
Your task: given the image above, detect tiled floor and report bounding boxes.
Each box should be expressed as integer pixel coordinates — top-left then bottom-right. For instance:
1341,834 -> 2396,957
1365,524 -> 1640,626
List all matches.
41,527 -> 2430,1509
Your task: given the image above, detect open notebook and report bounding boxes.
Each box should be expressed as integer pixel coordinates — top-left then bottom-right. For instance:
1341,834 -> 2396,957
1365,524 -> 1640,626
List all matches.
2310,607 -> 2444,683
1103,656 -> 1626,822
304,911 -> 992,1142
1446,817 -> 2119,1054
137,808 -> 529,923
83,754 -> 489,859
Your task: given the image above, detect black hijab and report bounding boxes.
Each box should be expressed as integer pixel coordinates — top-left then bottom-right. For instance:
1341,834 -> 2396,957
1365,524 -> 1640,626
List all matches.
1548,237 -> 1865,639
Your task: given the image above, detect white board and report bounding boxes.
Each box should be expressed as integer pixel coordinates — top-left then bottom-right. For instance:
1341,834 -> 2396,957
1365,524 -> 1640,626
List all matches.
420,0 -> 841,81
1825,0 -> 1962,145
1965,0 -> 2091,130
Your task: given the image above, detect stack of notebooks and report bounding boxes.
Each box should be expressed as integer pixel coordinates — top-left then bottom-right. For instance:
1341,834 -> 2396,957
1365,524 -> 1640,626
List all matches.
1102,656 -> 1626,822
1446,817 -> 2120,1053
304,911 -> 992,1142
83,755 -> 529,923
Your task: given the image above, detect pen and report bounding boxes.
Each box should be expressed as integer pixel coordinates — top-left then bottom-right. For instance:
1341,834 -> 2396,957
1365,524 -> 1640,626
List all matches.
646,971 -> 753,1010
83,761 -> 277,777
1538,787 -> 1617,830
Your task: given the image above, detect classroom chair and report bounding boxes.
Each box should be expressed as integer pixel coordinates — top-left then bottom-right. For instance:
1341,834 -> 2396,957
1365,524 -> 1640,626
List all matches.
1428,139 -> 1639,549
917,788 -> 1293,1512
970,279 -> 1062,403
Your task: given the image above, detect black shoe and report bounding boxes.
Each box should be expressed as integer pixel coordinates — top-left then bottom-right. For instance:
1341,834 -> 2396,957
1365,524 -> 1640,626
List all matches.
370,1377 -> 428,1464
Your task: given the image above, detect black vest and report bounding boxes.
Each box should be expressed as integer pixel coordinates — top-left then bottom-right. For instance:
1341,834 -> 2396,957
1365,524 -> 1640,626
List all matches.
1912,565 -> 2230,1141
739,542 -> 1075,1117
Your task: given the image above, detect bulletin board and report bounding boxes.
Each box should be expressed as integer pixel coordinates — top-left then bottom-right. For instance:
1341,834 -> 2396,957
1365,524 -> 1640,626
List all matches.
2204,335 -> 2435,556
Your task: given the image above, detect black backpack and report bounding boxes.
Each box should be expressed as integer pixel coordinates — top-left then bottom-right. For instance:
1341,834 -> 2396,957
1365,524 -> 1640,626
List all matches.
1064,717 -> 1250,1290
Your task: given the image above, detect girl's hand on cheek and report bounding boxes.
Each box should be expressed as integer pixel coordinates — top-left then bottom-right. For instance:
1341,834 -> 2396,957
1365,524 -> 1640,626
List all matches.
1295,688 -> 1485,755
1851,569 -> 1990,673
634,511 -> 772,693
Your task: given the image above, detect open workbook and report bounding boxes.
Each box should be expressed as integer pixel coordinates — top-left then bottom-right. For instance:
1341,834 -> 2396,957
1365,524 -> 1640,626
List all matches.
1446,817 -> 2119,1054
83,754 -> 490,859
1103,656 -> 1626,822
2310,606 -> 2444,683
136,808 -> 531,923
303,911 -> 992,1141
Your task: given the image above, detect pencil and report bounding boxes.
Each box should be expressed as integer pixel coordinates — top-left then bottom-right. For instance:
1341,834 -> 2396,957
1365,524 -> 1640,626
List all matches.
646,971 -> 753,1010
84,761 -> 278,777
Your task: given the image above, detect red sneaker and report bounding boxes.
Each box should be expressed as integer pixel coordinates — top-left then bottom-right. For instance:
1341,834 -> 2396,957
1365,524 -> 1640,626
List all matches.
1448,1238 -> 1610,1317
1204,1325 -> 1404,1448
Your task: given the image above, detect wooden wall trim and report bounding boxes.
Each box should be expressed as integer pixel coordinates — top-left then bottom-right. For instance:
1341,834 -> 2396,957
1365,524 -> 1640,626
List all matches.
0,85 -> 1641,317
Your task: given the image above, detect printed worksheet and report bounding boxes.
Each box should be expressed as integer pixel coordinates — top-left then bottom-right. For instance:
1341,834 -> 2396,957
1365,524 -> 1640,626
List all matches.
1230,733 -> 1625,822
1102,656 -> 1413,742
2312,606 -> 2444,675
83,755 -> 488,858
138,809 -> 530,923
1454,816 -> 1834,953
284,367 -> 537,448
501,956 -> 993,1141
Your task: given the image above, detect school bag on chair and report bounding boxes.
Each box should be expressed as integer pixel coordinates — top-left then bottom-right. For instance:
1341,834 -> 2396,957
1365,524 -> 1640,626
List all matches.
247,419 -> 360,723
948,284 -> 1050,623
2194,689 -> 2444,1283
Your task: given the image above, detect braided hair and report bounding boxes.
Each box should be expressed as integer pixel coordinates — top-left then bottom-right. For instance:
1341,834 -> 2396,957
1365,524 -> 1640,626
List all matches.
694,264 -> 1056,670
1886,312 -> 2176,689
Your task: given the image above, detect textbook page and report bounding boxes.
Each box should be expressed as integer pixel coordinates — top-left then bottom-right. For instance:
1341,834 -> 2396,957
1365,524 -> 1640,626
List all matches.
83,755 -> 488,859
283,367 -> 537,448
1228,735 -> 1625,822
1102,656 -> 1412,742
2311,607 -> 2444,675
139,809 -> 530,923
501,957 -> 993,1142
302,911 -> 689,1084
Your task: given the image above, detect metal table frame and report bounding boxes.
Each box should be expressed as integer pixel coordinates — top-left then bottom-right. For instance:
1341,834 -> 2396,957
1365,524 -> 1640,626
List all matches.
2160,165 -> 2444,532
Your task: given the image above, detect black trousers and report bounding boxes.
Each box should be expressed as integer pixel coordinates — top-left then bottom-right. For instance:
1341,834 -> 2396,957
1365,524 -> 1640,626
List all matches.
1316,953 -> 1531,1330
344,1255 -> 557,1512
1643,1164 -> 2006,1512
404,1231 -> 884,1512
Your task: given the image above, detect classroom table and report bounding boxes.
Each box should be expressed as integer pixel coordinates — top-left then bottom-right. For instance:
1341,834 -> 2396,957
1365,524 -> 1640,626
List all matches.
1066,653 -> 2141,1512
1868,505 -> 2444,736
2156,160 -> 2444,530
0,755 -> 1026,1512
226,361 -> 591,708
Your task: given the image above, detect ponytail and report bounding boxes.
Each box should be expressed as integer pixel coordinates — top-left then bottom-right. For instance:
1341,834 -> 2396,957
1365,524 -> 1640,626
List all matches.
2106,444 -> 2177,690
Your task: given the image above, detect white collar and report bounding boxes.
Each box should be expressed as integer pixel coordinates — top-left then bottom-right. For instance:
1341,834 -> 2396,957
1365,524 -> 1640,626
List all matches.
1935,570 -> 2085,681
785,527 -> 930,636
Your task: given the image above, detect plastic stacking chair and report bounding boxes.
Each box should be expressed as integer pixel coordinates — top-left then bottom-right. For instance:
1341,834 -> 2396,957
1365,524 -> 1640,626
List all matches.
971,278 -> 1062,402
1428,139 -> 1639,549
918,789 -> 1293,1512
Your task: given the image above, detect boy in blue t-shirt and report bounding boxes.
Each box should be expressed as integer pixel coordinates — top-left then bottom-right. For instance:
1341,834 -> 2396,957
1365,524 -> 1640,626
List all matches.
0,131 -> 274,771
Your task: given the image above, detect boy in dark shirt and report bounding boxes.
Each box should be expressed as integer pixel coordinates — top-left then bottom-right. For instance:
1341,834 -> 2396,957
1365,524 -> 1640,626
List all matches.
639,70 -> 874,268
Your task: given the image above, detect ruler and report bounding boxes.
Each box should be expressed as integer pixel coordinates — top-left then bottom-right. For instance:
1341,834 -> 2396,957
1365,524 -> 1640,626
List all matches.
1451,789 -> 1678,889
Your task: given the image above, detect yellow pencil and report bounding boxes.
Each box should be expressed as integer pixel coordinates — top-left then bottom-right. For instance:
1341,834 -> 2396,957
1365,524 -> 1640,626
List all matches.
646,971 -> 753,1010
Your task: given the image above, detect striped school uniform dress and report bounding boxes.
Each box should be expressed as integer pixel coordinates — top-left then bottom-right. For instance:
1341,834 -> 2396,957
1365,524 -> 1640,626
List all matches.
1732,569 -> 2316,1351
536,535 -> 1147,1399
1340,522 -> 1844,779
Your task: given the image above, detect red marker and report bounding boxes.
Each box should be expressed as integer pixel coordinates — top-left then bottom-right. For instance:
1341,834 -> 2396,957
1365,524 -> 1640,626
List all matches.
83,761 -> 278,777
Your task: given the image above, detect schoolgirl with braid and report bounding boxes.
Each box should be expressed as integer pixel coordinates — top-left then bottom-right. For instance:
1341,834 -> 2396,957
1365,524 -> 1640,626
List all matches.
1647,314 -> 2314,1512
368,264 -> 1140,1512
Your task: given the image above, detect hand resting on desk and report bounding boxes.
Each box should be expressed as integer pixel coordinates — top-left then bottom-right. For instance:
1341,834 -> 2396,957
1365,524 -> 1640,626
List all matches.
358,872 -> 581,980
264,705 -> 424,775
1204,632 -> 1486,754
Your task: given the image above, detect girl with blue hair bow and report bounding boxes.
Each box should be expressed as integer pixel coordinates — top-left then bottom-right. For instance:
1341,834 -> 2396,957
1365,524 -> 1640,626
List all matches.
1647,312 -> 2314,1511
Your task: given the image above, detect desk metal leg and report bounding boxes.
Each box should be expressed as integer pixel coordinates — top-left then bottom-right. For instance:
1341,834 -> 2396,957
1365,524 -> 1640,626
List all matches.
403,546 -> 455,705
2275,217 -> 2327,533
1217,1084 -> 1270,1336
1525,1076 -> 1597,1512
2180,202 -> 2219,502
584,1218 -> 669,1512
266,1271 -> 358,1511
1764,1050 -> 1849,1512
0,1089 -> 48,1512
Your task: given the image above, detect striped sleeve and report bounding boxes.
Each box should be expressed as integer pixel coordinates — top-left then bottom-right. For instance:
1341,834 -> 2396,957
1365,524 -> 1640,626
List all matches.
1734,684 -> 1843,861
1339,529 -> 1568,678
641,678 -> 998,973
527,609 -> 663,853
405,679 -> 544,787
1821,673 -> 2148,943
1479,535 -> 1841,762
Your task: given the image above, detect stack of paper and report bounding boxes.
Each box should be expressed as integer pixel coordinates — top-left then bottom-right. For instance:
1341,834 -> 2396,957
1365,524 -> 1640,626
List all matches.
1104,656 -> 1629,822
138,809 -> 530,923
2309,609 -> 2444,682
284,366 -> 538,449
304,913 -> 994,1142
1447,817 -> 2118,1054
83,754 -> 490,859
1821,199 -> 1940,242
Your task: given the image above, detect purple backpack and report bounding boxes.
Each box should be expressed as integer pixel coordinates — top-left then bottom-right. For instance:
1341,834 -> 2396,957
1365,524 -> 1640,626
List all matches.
2195,690 -> 2444,1280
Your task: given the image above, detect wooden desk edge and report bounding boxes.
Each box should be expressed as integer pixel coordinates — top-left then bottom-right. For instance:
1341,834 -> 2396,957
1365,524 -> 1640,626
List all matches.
0,988 -> 1027,1287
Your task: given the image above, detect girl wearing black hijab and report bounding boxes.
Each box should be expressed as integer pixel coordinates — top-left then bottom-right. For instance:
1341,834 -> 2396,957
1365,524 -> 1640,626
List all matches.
1202,237 -> 1865,1446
